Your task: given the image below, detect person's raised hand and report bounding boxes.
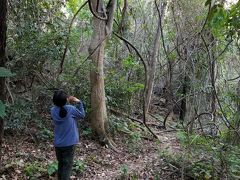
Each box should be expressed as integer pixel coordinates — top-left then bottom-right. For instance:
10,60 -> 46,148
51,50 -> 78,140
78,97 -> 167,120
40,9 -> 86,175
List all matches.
67,96 -> 80,103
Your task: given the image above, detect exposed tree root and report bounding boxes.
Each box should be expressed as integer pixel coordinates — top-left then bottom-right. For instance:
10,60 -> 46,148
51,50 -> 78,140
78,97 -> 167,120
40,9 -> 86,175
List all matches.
99,134 -> 120,153
109,108 -> 161,127
109,108 -> 161,141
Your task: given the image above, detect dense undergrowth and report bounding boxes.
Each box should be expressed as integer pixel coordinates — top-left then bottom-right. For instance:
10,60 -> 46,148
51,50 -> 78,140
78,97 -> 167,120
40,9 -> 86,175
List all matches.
158,131 -> 240,179
2,105 -> 240,179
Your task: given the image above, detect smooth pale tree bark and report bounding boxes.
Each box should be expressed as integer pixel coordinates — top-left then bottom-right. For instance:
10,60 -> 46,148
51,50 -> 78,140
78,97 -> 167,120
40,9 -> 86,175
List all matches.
144,1 -> 167,115
0,0 -> 7,167
89,0 -> 116,145
210,50 -> 217,135
118,0 -> 128,35
207,34 -> 217,135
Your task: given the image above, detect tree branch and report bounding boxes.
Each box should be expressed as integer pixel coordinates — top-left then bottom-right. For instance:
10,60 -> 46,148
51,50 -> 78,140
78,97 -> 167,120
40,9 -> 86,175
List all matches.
201,35 -> 240,137
73,34 -> 110,76
113,31 -> 147,71
88,0 -> 108,21
106,0 -> 117,33
58,1 -> 88,75
113,31 -> 159,140
227,75 -> 240,81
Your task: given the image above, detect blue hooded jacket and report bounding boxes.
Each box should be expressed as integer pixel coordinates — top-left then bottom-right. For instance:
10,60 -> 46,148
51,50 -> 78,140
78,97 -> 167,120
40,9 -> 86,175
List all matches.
50,102 -> 85,147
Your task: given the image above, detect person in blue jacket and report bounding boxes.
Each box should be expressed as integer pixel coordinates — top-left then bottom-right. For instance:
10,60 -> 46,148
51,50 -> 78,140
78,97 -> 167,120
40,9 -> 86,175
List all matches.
51,90 -> 85,180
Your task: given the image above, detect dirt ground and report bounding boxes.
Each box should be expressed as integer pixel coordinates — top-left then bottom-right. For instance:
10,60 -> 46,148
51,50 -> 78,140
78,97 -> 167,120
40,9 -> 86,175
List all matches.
1,129 -> 181,180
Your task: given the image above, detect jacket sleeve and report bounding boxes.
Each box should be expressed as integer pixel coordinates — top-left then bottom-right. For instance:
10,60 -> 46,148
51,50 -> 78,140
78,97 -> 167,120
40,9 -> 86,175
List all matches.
72,101 -> 85,119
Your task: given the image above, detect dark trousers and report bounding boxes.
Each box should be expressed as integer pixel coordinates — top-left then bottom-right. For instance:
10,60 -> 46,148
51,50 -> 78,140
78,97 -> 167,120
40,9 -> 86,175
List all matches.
55,145 -> 75,180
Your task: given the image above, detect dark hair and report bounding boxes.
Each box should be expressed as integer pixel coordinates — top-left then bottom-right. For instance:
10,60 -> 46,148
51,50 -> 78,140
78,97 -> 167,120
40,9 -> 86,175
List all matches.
53,90 -> 68,118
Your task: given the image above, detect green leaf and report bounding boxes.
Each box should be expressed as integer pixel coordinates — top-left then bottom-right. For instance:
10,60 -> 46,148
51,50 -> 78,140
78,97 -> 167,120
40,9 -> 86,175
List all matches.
0,67 -> 15,77
67,0 -> 79,13
47,162 -> 58,176
73,160 -> 86,173
0,100 -> 6,118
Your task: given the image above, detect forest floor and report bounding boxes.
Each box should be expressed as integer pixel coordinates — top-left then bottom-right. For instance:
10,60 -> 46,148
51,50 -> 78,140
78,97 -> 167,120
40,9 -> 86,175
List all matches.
1,122 -> 182,180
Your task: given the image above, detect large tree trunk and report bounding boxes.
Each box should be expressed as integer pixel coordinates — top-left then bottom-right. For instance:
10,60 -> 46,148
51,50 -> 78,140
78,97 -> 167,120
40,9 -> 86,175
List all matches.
210,54 -> 217,135
118,0 -> 128,36
89,0 -> 116,145
0,0 -> 7,167
89,18 -> 108,143
145,2 -> 166,115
